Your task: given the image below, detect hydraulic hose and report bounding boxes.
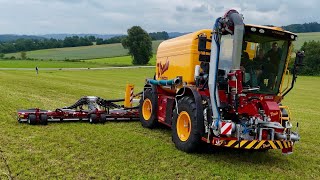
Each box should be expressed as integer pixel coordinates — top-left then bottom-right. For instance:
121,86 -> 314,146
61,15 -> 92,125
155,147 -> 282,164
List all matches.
147,78 -> 181,86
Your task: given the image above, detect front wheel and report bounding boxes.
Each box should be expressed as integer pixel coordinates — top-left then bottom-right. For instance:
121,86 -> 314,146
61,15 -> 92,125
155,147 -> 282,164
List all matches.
172,96 -> 202,153
139,89 -> 158,128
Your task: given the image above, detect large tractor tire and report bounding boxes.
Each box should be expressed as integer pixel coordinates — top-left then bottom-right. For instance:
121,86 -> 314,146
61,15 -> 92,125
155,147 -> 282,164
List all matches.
27,114 -> 37,125
139,88 -> 158,128
39,114 -> 48,125
89,114 -> 98,124
172,96 -> 202,153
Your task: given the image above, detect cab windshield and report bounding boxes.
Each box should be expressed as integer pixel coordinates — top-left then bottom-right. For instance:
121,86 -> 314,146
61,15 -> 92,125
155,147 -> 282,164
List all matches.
241,33 -> 289,94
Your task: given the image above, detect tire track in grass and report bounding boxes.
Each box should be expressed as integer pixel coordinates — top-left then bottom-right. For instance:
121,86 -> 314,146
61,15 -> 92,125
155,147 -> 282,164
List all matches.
0,148 -> 13,180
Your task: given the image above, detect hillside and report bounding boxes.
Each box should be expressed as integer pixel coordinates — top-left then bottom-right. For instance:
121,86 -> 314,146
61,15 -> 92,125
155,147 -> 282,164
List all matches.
0,34 -> 45,42
39,34 -> 123,40
282,22 -> 320,33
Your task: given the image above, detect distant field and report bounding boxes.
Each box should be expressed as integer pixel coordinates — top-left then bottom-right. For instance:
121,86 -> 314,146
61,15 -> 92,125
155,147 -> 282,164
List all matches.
0,69 -> 318,179
294,32 -> 320,50
0,56 -> 156,68
86,56 -> 156,66
4,40 -> 162,60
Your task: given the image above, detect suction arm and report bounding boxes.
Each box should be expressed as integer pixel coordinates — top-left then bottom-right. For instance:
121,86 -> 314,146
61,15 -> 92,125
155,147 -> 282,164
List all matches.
208,10 -> 244,125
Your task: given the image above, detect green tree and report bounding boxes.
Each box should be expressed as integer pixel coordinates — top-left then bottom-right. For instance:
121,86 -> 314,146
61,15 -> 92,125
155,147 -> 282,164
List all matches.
282,22 -> 320,33
2,43 -> 16,53
96,38 -> 104,45
122,26 -> 153,65
149,31 -> 169,40
20,51 -> 27,59
299,41 -> 320,75
104,35 -> 127,44
88,35 -> 96,42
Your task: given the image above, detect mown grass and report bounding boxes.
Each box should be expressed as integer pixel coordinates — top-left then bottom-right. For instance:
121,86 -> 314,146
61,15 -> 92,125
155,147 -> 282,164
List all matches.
0,69 -> 319,179
0,55 -> 156,68
4,41 -> 162,60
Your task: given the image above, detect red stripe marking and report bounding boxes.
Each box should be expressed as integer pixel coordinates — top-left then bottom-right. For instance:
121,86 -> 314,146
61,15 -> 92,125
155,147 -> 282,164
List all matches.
222,124 -> 232,134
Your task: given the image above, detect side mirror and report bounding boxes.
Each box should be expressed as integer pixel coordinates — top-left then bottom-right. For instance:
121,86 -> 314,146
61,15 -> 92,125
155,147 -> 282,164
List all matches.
295,51 -> 305,66
198,34 -> 207,52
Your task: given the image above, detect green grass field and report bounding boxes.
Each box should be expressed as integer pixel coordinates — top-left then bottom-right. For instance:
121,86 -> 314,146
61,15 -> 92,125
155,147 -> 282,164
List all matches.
0,69 -> 319,179
4,40 -> 162,60
0,56 -> 156,68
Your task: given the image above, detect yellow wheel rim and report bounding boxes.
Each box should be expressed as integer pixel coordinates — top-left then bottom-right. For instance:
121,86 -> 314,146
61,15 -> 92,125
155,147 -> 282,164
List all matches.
177,111 -> 191,142
142,99 -> 152,120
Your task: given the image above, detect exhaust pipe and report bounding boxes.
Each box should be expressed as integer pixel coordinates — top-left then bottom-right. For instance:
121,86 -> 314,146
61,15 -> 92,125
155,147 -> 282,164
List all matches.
275,132 -> 287,140
275,132 -> 300,141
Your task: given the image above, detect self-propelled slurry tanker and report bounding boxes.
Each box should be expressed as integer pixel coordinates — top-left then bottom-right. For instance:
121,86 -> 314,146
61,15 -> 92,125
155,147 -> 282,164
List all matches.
139,9 -> 303,154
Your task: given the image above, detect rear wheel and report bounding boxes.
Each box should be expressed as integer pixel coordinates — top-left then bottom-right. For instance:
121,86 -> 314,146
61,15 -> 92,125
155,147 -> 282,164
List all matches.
89,114 -> 98,124
172,96 -> 202,153
39,114 -> 48,125
139,89 -> 158,128
27,114 -> 37,125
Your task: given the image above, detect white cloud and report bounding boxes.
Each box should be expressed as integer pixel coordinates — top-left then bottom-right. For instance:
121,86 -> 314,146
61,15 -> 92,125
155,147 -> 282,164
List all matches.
0,0 -> 318,34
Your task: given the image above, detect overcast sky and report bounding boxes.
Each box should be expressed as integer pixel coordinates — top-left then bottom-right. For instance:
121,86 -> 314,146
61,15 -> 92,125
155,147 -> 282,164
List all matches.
0,0 -> 318,35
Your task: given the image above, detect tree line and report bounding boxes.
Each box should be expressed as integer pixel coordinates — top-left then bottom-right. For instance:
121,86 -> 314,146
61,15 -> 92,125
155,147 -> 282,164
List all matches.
0,36 -> 96,54
0,31 -> 169,54
96,35 -> 127,45
282,22 -> 320,33
96,31 -> 169,45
